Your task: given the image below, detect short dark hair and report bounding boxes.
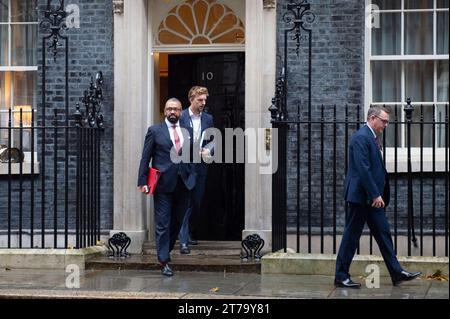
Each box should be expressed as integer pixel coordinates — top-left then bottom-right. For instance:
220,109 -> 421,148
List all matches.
165,97 -> 182,106
367,105 -> 389,120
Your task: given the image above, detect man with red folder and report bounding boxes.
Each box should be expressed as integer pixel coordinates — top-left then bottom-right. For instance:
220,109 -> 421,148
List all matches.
137,98 -> 196,276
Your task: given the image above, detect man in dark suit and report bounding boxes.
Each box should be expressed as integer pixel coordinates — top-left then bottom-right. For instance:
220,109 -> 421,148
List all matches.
335,106 -> 422,288
178,86 -> 215,254
137,98 -> 196,277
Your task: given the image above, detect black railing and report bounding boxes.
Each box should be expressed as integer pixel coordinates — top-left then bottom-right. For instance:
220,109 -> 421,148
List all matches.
270,100 -> 449,257
0,1 -> 104,249
0,106 -> 103,249
271,0 -> 448,257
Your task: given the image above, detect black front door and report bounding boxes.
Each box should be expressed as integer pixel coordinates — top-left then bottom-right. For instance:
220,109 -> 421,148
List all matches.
168,52 -> 245,240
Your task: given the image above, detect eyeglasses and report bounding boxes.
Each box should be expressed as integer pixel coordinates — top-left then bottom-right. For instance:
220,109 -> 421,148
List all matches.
166,107 -> 182,113
375,115 -> 389,124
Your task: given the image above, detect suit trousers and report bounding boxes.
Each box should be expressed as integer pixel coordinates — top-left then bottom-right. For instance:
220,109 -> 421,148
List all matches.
335,202 -> 403,281
179,173 -> 206,245
154,176 -> 190,263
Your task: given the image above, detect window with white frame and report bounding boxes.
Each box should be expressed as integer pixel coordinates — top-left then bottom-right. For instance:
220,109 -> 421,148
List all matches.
366,0 -> 449,166
0,0 -> 37,155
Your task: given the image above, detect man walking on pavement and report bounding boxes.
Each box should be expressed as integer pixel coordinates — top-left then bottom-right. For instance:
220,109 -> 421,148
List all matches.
335,106 -> 422,288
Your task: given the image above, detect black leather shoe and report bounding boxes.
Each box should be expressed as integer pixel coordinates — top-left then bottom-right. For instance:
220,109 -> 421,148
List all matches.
392,270 -> 422,286
188,239 -> 198,245
334,278 -> 361,289
180,244 -> 190,254
160,263 -> 173,277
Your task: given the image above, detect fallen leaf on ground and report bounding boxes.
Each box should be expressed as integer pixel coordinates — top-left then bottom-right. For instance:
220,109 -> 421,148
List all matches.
210,287 -> 220,293
426,270 -> 448,281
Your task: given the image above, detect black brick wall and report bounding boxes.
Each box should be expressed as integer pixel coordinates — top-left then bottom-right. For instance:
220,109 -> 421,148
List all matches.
0,0 -> 114,244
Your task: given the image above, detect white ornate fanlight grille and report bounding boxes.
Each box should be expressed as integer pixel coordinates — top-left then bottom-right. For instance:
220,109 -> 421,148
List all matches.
156,0 -> 245,45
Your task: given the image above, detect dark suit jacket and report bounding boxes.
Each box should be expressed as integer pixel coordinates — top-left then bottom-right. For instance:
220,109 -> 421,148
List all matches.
137,122 -> 196,193
344,125 -> 390,207
179,109 -> 215,176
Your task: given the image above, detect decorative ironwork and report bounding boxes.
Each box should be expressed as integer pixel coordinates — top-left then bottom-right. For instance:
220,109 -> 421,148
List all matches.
283,0 -> 315,56
74,72 -> 105,129
108,232 -> 131,258
39,0 -> 68,61
241,234 -> 265,261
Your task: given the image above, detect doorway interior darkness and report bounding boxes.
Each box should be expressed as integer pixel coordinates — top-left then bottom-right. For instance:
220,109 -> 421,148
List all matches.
165,52 -> 245,240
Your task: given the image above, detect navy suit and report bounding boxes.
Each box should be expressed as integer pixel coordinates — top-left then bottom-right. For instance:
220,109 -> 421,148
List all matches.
137,121 -> 196,263
178,109 -> 215,244
335,125 -> 403,281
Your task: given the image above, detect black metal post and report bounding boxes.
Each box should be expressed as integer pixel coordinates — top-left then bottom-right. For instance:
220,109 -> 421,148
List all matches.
31,110 -> 35,248
404,98 -> 418,256
53,109 -> 58,248
8,108 -> 12,248
19,110 -> 23,248
320,104 -> 324,253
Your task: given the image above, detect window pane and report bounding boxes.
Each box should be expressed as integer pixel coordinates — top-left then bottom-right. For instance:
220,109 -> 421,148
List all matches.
372,13 -> 401,55
11,24 -> 37,66
411,104 -> 434,147
0,25 -> 8,66
437,60 -> 449,102
0,112 -> 9,146
13,71 -> 36,111
12,127 -> 31,150
372,61 -> 401,102
405,61 -> 433,102
11,0 -> 37,22
371,0 -> 401,10
405,12 -> 433,55
0,71 -> 11,110
437,12 -> 449,54
405,0 -> 433,9
436,105 -> 448,147
0,0 -> 8,22
437,0 -> 449,8
382,105 -> 401,148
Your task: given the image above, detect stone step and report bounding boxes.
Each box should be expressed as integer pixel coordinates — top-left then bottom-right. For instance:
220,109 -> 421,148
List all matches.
87,241 -> 260,273
86,254 -> 260,273
142,241 -> 243,256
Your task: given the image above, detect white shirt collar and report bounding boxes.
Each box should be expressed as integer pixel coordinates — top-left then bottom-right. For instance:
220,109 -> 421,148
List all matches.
366,123 -> 377,138
189,107 -> 201,118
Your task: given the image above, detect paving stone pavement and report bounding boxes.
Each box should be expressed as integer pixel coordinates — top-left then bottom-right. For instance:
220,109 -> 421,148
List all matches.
0,268 -> 447,300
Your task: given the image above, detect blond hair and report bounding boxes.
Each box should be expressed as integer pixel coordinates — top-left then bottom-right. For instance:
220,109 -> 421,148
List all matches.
188,86 -> 209,101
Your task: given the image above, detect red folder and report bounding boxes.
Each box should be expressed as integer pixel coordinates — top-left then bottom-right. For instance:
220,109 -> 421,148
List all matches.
147,167 -> 161,195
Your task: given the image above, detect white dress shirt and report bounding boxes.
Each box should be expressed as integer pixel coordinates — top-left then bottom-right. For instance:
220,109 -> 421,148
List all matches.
188,108 -> 202,142
165,119 -> 184,147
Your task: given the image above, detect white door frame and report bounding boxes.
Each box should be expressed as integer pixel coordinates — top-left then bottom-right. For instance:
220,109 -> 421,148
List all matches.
140,0 -> 276,252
